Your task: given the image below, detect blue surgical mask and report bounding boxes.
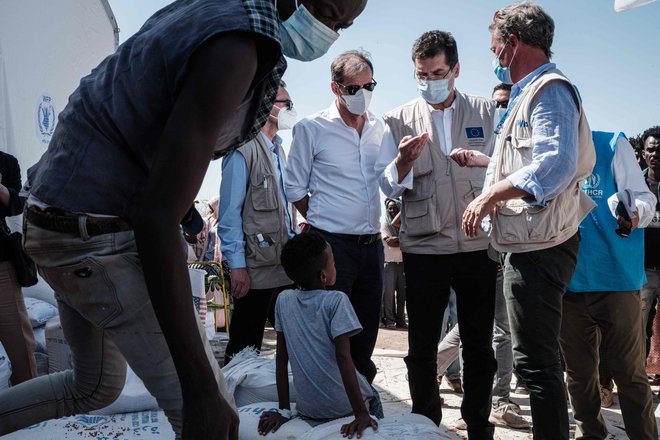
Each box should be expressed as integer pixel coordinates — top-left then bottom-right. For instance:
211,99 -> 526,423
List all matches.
277,0 -> 339,61
492,58 -> 512,85
492,42 -> 517,85
417,78 -> 451,105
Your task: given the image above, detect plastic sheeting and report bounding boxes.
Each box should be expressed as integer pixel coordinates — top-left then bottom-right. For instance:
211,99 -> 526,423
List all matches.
0,1 -> 116,177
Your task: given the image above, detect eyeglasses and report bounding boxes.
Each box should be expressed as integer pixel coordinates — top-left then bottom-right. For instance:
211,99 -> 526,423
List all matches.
274,99 -> 294,110
334,80 -> 377,96
415,67 -> 454,82
495,99 -> 509,109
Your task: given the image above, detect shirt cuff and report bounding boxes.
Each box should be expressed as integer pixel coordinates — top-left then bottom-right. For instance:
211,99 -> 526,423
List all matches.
226,252 -> 246,269
285,187 -> 309,204
506,169 -> 547,206
385,161 -> 413,191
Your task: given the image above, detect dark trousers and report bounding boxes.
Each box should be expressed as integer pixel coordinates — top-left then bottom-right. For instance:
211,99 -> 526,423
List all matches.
561,290 -> 657,440
224,284 -> 292,365
317,230 -> 384,384
502,233 -> 579,440
403,250 -> 497,438
382,261 -> 406,325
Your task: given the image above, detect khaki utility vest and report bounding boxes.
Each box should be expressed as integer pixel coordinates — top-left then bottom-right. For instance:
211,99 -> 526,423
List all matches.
383,93 -> 496,254
491,69 -> 596,253
237,134 -> 292,289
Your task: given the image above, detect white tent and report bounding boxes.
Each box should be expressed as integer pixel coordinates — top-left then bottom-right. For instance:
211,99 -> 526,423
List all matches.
615,0 -> 657,11
0,0 -> 117,178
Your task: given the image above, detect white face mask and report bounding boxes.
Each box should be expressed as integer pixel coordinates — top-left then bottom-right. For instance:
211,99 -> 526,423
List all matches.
276,0 -> 339,61
276,107 -> 297,130
494,107 -> 507,125
341,89 -> 373,115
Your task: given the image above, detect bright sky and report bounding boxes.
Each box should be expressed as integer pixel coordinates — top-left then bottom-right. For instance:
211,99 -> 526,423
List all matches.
108,0 -> 660,201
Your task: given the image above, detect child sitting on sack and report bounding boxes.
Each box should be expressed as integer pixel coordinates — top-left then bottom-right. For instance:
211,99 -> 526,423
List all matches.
258,231 -> 381,438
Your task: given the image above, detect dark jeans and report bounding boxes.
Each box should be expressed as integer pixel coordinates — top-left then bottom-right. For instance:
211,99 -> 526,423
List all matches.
403,250 -> 497,438
224,284 -> 292,365
316,230 -> 384,384
502,233 -> 580,440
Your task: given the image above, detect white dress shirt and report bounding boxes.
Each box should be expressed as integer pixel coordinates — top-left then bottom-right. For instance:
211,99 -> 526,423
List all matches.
285,101 -> 384,235
375,100 -> 456,199
608,136 -> 657,227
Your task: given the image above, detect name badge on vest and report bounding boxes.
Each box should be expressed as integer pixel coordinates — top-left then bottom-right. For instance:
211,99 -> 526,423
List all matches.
465,127 -> 485,148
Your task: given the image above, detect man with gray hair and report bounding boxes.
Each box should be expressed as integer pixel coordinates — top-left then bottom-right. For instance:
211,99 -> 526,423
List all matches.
286,50 -> 384,383
462,3 -> 596,439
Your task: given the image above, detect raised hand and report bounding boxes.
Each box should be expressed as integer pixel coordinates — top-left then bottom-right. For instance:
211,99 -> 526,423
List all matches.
397,133 -> 429,164
450,148 -> 491,168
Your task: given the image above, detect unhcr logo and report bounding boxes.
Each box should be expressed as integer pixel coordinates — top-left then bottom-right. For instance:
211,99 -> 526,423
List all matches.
581,173 -> 603,198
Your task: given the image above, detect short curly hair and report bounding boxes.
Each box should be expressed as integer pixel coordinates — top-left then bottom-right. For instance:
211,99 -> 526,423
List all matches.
280,232 -> 329,289
411,30 -> 458,68
641,126 -> 660,147
490,2 -> 554,58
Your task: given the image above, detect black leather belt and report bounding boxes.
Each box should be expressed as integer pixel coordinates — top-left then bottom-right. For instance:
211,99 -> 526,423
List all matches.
310,226 -> 381,245
25,206 -> 132,237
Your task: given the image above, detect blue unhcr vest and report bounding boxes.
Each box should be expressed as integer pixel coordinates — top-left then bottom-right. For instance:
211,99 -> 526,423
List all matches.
568,131 -> 646,292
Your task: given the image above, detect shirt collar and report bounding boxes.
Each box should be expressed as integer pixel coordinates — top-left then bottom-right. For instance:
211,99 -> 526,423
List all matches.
426,95 -> 457,114
259,131 -> 281,154
510,63 -> 556,102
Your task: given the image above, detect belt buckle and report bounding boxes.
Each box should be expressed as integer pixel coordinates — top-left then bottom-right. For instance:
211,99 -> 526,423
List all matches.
358,234 -> 373,245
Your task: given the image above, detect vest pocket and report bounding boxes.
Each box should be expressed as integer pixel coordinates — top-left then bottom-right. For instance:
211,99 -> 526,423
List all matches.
403,169 -> 439,236
402,195 -> 439,236
250,173 -> 279,211
500,137 -> 533,177
456,179 -> 482,202
494,196 -> 568,245
245,230 -> 280,268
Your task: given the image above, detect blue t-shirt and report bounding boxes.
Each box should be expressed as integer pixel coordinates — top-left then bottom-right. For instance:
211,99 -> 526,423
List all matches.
274,289 -> 372,419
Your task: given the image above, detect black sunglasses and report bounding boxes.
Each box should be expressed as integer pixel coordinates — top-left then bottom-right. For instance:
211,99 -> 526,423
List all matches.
335,80 -> 377,96
495,99 -> 509,109
274,99 -> 294,110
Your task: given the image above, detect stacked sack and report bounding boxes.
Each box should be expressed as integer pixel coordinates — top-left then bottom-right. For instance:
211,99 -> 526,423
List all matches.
0,342 -> 11,390
237,402 -> 451,439
23,296 -> 58,376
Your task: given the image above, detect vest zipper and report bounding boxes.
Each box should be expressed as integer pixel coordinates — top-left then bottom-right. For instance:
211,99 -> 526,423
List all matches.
447,154 -> 461,253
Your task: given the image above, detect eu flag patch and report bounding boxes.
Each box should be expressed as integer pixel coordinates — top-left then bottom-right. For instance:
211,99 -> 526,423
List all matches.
466,127 -> 485,139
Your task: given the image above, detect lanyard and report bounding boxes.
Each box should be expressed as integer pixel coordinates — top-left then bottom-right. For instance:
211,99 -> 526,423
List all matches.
494,95 -> 520,136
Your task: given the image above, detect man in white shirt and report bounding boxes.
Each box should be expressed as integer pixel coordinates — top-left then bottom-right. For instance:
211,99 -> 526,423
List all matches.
374,31 -> 497,435
285,50 -> 384,384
